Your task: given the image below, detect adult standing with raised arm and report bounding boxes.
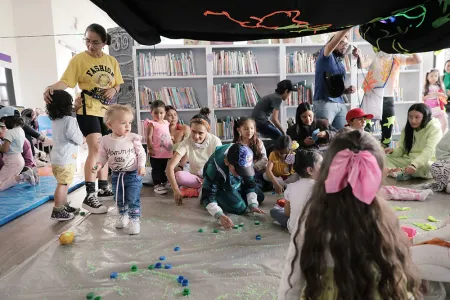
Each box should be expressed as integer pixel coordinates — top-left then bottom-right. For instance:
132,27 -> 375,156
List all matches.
313,28 -> 356,129
43,24 -> 124,214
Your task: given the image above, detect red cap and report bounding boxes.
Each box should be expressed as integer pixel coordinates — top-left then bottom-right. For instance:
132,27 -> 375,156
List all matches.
346,108 -> 374,123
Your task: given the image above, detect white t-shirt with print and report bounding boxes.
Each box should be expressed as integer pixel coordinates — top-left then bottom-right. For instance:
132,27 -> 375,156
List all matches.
285,178 -> 316,233
4,126 -> 25,154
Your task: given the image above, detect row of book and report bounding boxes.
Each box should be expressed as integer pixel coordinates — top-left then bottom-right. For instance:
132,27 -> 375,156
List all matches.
286,51 -> 317,74
213,82 -> 261,108
215,116 -> 236,140
286,81 -> 314,106
139,86 -> 200,110
213,50 -> 259,75
137,51 -> 197,77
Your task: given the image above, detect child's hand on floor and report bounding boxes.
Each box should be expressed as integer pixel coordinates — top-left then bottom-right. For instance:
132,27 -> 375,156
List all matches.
174,190 -> 183,206
138,167 -> 146,176
250,206 -> 265,215
219,215 -> 234,229
405,165 -> 417,175
274,183 -> 284,195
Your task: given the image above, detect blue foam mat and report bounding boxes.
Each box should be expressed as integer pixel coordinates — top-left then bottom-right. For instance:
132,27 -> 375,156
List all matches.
0,176 -> 85,227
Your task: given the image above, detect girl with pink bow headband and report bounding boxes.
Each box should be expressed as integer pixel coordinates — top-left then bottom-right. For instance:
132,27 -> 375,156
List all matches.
278,130 -> 422,300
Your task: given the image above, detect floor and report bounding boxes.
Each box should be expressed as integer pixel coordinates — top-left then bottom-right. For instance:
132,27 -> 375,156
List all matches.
0,178 -> 448,299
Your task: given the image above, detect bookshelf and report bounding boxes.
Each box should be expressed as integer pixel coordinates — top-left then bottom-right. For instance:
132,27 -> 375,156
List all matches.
133,39 -> 423,143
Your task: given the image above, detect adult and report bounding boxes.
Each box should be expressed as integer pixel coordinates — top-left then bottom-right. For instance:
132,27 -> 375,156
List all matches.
313,28 -> 356,130
442,59 -> 450,120
251,80 -> 293,140
165,105 -> 190,173
43,23 -> 123,214
359,50 -> 422,147
201,143 -> 265,229
166,115 -> 222,204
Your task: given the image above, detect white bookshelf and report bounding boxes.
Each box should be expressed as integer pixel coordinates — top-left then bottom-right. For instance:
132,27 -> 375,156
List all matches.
133,41 -> 423,142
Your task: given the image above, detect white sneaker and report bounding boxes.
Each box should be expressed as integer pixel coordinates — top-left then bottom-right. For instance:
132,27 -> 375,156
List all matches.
154,184 -> 168,195
164,182 -> 171,189
128,218 -> 140,235
115,215 -> 129,229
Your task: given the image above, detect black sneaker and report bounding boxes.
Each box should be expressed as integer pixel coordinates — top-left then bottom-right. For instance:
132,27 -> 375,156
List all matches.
82,193 -> 107,214
98,187 -> 114,201
64,204 -> 80,214
51,208 -> 74,221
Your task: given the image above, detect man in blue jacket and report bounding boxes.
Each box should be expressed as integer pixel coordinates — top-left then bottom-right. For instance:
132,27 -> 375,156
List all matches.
201,143 -> 265,229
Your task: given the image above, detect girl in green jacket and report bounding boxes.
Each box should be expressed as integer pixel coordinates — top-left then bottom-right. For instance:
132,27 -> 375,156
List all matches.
385,103 -> 443,179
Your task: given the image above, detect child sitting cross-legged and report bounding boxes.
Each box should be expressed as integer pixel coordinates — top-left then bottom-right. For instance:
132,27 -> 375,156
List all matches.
270,149 -> 322,232
94,104 -> 146,235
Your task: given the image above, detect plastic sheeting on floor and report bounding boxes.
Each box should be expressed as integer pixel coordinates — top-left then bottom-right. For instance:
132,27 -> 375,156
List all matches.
0,192 -> 290,299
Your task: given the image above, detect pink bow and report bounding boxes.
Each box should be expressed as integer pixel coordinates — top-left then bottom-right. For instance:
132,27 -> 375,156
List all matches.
324,149 -> 381,205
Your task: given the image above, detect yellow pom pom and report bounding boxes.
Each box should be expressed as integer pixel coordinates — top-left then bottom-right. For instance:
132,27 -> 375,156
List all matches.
59,231 -> 75,245
291,141 -> 299,150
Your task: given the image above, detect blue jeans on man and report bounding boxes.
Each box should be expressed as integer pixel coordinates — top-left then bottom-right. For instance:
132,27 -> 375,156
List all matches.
111,170 -> 143,219
256,121 -> 283,140
313,100 -> 348,129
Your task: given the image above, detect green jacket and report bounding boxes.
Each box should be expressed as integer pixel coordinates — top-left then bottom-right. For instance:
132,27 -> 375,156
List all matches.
201,144 -> 258,218
391,118 -> 442,171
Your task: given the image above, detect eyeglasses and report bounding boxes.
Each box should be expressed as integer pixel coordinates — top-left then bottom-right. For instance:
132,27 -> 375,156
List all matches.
83,38 -> 103,47
339,41 -> 349,48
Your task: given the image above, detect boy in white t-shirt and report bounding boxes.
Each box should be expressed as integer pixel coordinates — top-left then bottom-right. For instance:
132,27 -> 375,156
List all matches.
270,150 -> 322,232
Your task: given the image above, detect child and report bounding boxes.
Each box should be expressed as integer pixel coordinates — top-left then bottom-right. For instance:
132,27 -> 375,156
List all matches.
270,150 -> 322,232
286,102 -> 336,149
95,104 -> 146,234
278,129 -> 422,300
46,90 -> 84,221
264,136 -> 299,194
201,143 -> 265,229
146,100 -> 173,195
345,107 -> 374,131
425,130 -> 450,193
0,107 -> 36,190
386,103 -> 442,180
233,116 -> 268,178
422,69 -> 448,134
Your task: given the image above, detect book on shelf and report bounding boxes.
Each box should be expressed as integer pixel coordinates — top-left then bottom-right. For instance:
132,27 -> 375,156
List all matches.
213,82 -> 261,108
139,86 -> 200,110
286,51 -> 317,74
137,51 -> 196,77
287,81 -> 314,106
213,50 -> 259,75
215,116 -> 236,140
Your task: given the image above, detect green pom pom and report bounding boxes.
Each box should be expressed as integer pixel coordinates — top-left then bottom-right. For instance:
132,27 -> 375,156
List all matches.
254,221 -> 260,225
86,292 -> 95,300
233,225 -> 239,229
198,228 -> 203,233
212,229 -> 219,233
148,265 -> 154,270
131,264 -> 138,272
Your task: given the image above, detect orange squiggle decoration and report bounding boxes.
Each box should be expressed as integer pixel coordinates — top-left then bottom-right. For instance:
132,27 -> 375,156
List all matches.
204,10 -> 328,31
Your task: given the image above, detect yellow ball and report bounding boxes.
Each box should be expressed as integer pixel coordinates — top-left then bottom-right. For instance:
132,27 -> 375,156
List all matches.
59,231 -> 75,245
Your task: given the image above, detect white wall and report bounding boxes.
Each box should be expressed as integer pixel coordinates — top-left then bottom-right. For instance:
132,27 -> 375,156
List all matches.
0,0 -> 23,106
12,0 -> 59,110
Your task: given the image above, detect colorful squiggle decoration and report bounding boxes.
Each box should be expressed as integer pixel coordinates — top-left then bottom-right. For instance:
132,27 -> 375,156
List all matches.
203,10 -> 332,34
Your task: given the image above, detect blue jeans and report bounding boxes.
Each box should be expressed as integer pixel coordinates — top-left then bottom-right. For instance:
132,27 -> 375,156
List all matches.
313,100 -> 348,129
256,121 -> 283,140
111,170 -> 143,218
270,207 -> 289,229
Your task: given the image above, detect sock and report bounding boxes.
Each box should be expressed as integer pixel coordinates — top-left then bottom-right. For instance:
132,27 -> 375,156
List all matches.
53,206 -> 64,212
86,181 -> 96,194
98,180 -> 108,191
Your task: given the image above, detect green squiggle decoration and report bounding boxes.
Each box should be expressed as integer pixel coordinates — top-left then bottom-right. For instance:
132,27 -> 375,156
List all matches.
433,13 -> 450,28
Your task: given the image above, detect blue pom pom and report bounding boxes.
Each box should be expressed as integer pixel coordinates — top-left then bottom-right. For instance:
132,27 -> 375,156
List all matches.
159,256 -> 166,261
155,262 -> 162,268
110,272 -> 118,279
174,246 -> 180,251
165,264 -> 172,269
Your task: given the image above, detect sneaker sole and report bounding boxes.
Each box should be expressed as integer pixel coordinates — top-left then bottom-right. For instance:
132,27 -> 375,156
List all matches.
129,230 -> 140,235
154,189 -> 168,195
98,195 -> 114,201
82,204 -> 108,214
51,215 -> 75,221
115,222 -> 129,229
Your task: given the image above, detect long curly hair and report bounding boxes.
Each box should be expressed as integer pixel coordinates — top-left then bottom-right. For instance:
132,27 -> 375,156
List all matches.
287,130 -> 422,300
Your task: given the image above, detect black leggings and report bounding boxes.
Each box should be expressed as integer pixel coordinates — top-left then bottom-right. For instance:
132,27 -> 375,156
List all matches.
380,97 -> 395,148
149,157 -> 168,185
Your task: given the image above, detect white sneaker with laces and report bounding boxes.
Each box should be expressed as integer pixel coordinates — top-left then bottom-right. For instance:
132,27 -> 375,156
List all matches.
128,218 -> 140,235
154,184 -> 168,195
115,214 -> 129,229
